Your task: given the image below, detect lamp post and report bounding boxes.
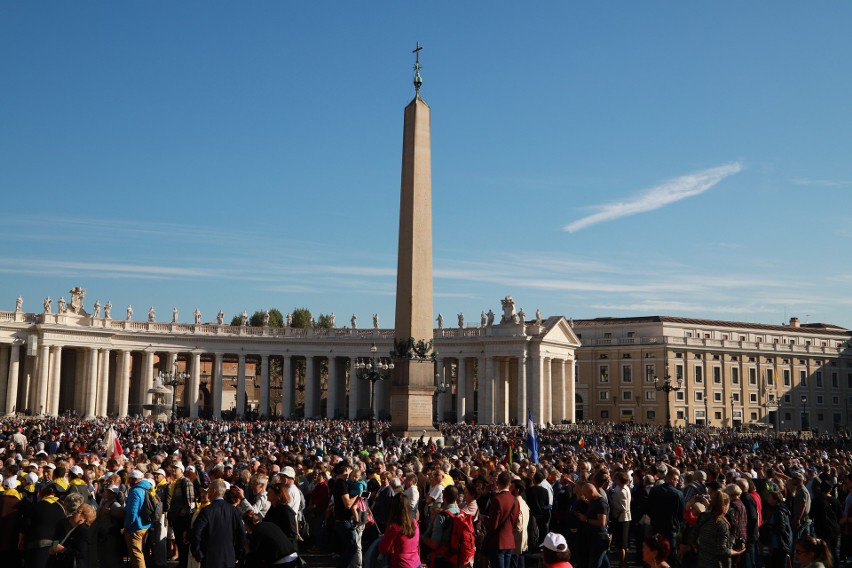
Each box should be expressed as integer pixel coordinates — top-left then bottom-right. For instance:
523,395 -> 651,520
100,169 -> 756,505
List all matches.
653,365 -> 683,442
158,361 -> 189,431
434,371 -> 449,424
730,393 -> 737,430
354,344 -> 394,446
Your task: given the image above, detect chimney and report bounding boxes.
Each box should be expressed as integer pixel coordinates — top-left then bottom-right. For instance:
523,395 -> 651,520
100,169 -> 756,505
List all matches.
790,317 -> 800,328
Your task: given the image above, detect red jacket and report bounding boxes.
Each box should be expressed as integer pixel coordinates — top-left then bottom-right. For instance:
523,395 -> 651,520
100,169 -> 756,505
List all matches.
485,490 -> 519,551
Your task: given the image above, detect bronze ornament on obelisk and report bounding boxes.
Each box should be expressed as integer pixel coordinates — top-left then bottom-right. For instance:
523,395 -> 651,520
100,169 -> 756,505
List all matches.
390,43 -> 441,439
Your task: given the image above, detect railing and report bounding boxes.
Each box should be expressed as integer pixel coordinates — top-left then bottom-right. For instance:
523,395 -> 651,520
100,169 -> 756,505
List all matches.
585,335 -> 843,356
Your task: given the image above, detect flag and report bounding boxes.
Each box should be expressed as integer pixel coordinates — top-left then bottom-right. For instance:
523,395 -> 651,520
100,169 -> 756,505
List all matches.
525,409 -> 539,464
752,440 -> 759,452
103,426 -> 123,458
579,436 -> 585,448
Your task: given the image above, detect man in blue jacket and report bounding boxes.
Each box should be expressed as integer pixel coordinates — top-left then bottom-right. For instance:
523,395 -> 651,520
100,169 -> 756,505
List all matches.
191,479 -> 245,568
124,469 -> 153,568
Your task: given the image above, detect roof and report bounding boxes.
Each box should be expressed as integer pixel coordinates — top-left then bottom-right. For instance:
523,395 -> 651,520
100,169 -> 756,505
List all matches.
570,315 -> 851,337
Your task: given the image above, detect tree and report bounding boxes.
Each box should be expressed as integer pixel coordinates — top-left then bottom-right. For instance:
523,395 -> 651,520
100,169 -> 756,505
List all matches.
316,313 -> 333,329
290,308 -> 312,328
230,315 -> 241,326
249,309 -> 284,328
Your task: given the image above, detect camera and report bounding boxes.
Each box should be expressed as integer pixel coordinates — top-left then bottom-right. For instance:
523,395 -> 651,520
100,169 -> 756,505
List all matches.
733,538 -> 745,550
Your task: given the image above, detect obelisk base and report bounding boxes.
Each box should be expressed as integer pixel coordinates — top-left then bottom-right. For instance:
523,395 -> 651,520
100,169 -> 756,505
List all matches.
390,360 -> 443,443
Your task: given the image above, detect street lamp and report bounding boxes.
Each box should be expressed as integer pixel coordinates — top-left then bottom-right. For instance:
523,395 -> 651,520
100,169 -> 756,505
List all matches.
158,360 -> 190,430
730,393 -> 737,429
354,344 -> 394,446
434,371 -> 449,424
653,365 -> 683,442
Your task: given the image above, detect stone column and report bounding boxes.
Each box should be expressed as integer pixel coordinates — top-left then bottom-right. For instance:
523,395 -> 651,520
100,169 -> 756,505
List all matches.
327,356 -> 338,419
456,357 -> 466,423
142,351 -> 155,417
552,359 -> 566,423
517,354 -> 528,424
530,356 -> 544,425
281,356 -> 293,417
188,352 -> 201,418
117,350 -> 131,418
0,345 -> 9,413
98,349 -> 111,417
305,357 -> 317,418
543,357 -> 553,425
566,360 -> 576,423
349,356 -> 360,419
36,344 -> 50,416
5,343 -> 20,415
212,353 -> 223,419
260,355 -> 269,418
237,354 -> 246,418
478,356 -> 494,424
85,348 -> 99,418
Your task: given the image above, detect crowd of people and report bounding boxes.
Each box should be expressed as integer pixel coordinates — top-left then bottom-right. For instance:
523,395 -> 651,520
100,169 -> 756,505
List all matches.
1,415 -> 850,568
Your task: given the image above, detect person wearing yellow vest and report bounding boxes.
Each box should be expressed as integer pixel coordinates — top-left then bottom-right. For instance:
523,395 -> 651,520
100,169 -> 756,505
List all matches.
21,482 -> 66,568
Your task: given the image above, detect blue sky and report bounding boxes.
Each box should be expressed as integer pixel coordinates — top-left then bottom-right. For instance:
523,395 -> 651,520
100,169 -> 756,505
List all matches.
2,2 -> 851,328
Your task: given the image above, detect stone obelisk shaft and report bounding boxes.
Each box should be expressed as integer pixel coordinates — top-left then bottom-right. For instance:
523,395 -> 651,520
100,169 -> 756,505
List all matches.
391,94 -> 439,437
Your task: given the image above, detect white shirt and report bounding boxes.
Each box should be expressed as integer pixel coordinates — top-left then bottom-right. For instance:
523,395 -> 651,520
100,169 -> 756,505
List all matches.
404,485 -> 419,516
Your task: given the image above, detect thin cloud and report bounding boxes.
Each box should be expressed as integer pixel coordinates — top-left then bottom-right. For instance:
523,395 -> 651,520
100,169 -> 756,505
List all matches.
563,162 -> 743,233
791,178 -> 852,188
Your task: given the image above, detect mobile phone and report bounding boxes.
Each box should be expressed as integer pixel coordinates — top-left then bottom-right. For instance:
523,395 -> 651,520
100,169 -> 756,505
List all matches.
361,491 -> 370,498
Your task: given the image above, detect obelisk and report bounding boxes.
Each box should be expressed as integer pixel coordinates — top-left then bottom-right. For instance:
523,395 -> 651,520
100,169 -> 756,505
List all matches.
390,43 -> 441,439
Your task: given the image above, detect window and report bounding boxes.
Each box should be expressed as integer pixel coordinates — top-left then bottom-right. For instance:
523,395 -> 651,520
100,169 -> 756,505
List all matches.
599,390 -> 610,401
604,333 -> 612,339
784,394 -> 791,403
817,395 -> 824,405
676,410 -> 683,420
816,371 -> 823,388
695,391 -> 704,402
648,410 -> 657,420
732,368 -> 740,385
834,413 -> 842,424
599,366 -> 610,383
848,373 -> 852,389
645,365 -> 655,382
695,353 -> 702,359
732,392 -> 740,402
800,370 -> 807,387
817,413 -> 824,421
676,352 -> 683,358
749,368 -> 757,385
713,392 -> 722,402
675,364 -> 684,381
627,332 -> 635,338
832,372 -> 839,388
749,393 -> 758,403
645,391 -> 657,401
751,412 -> 758,421
713,354 -> 720,360
599,354 -> 609,359
622,390 -> 633,401
715,411 -> 722,420
783,369 -> 791,387
695,366 -> 704,384
784,412 -> 792,421
675,391 -> 685,401
622,365 -> 632,383
767,369 -> 774,386
601,410 -> 609,419
713,367 -> 722,384
832,396 -> 840,405
623,353 -> 632,359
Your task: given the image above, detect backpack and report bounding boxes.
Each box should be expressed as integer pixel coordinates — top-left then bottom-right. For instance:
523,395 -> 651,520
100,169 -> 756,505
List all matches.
434,511 -> 476,568
139,490 -> 159,525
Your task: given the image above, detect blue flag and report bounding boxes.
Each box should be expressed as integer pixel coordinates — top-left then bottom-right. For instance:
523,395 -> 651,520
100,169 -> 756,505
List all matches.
526,408 -> 539,464
752,440 -> 759,451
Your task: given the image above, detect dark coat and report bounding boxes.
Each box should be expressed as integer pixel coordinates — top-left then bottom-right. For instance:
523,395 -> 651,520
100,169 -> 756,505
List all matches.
190,499 -> 246,568
648,483 -> 684,539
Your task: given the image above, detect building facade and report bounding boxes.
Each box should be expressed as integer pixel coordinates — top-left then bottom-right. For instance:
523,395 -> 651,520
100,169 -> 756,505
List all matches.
572,316 -> 852,431
0,297 -> 579,425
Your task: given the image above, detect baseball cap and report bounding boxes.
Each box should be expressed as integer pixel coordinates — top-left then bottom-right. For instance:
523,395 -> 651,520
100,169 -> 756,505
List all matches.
3,476 -> 19,489
129,470 -> 144,480
154,469 -> 166,476
281,466 -> 296,479
25,472 -> 39,485
185,465 -> 196,473
541,532 -> 569,552
70,465 -> 84,476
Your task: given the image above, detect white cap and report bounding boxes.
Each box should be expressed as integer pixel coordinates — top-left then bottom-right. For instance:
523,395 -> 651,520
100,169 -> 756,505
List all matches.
46,463 -> 56,470
129,470 -> 144,480
3,476 -> 19,489
154,469 -> 166,476
281,466 -> 296,479
70,465 -> 84,476
174,462 -> 185,471
25,472 -> 39,485
185,465 -> 196,473
541,532 -> 569,552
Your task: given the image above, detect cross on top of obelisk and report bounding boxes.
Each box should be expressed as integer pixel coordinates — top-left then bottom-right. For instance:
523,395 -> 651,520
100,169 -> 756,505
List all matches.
412,41 -> 423,94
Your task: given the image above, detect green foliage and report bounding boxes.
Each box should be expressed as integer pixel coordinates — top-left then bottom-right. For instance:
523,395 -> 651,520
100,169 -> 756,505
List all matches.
290,308 -> 312,328
316,313 -> 333,329
230,315 -> 241,326
249,309 -> 284,328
